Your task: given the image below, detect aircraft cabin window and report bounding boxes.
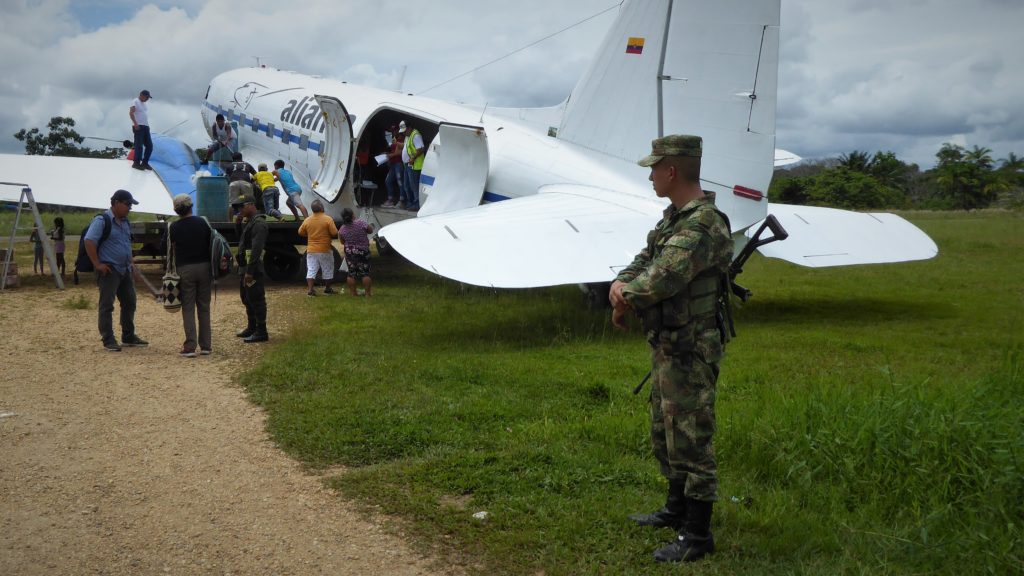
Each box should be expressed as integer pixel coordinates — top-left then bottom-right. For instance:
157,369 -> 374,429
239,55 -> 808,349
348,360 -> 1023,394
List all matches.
318,141 -> 326,157
281,128 -> 291,144
252,118 -> 260,132
239,113 -> 246,128
266,122 -> 274,138
298,134 -> 309,151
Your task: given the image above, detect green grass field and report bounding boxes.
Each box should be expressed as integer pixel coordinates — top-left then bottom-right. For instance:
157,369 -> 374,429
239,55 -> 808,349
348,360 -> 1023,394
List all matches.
74,209 -> 1022,574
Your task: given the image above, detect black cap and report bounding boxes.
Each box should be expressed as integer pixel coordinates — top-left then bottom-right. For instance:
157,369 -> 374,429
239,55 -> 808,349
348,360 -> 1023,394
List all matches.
140,89 -> 151,98
111,189 -> 139,205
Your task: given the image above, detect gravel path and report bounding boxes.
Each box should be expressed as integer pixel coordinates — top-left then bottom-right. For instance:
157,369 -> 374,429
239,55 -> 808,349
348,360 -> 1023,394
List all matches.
0,280 -> 458,575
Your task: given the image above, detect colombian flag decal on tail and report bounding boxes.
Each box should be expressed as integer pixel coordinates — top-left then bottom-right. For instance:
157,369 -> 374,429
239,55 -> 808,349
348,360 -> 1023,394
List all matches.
626,37 -> 644,54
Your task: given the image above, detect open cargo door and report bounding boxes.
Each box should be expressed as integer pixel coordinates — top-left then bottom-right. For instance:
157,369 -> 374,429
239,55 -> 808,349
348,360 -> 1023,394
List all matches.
311,95 -> 354,202
418,123 -> 489,217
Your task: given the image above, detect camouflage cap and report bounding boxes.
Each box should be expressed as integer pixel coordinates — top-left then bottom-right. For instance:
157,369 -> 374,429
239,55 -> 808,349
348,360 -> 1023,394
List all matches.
637,134 -> 702,167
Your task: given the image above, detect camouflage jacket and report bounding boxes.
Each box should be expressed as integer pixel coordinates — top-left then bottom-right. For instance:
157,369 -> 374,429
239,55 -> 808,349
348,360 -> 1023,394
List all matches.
617,192 -> 733,355
236,214 -> 268,277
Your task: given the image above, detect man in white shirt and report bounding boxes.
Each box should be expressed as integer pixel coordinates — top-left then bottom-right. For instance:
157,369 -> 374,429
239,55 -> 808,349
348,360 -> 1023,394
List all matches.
206,113 -> 234,163
129,89 -> 153,170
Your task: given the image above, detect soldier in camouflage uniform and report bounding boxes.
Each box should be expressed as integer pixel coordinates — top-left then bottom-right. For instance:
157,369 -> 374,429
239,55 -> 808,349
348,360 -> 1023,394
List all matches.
610,134 -> 733,563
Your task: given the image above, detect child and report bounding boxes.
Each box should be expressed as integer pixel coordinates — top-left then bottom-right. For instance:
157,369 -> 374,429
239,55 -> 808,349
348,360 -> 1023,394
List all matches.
49,217 -> 66,275
30,226 -> 44,274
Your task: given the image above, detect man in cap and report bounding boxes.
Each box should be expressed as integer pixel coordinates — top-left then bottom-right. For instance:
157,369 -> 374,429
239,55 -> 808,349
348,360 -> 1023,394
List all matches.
233,193 -> 270,343
84,189 -> 149,351
168,193 -> 213,357
129,90 -> 153,170
609,134 -> 733,563
399,119 -> 425,210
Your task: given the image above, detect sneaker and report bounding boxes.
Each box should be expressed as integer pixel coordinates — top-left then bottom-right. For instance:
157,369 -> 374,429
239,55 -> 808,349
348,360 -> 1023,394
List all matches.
307,289 -> 317,297
200,349 -> 212,356
179,347 -> 197,358
382,201 -> 395,208
131,164 -> 145,171
323,287 -> 336,295
142,163 -> 154,170
121,335 -> 149,347
103,340 -> 122,352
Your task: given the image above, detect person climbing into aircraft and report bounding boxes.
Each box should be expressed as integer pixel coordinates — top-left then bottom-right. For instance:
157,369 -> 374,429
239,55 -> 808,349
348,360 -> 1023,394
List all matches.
399,120 -> 425,211
273,159 -> 308,220
227,152 -> 258,211
253,163 -> 284,220
382,125 -> 405,208
129,89 -> 153,170
206,113 -> 234,163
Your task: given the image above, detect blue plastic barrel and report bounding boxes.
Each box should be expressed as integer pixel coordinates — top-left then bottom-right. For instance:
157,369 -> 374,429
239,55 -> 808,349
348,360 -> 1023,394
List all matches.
196,176 -> 229,222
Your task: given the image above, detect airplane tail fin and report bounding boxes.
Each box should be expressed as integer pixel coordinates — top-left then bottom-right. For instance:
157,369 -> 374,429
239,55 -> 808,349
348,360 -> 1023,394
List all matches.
558,0 -> 781,229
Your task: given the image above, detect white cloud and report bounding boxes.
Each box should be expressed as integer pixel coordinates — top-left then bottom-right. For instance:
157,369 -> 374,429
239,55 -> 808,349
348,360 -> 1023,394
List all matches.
2,0 -> 1022,170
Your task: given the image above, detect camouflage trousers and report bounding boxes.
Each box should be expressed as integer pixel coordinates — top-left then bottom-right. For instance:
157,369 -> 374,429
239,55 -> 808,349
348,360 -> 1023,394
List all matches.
649,347 -> 719,501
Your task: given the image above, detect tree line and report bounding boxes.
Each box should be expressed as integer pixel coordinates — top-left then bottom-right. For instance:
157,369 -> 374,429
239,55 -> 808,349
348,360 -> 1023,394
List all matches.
771,145 -> 1024,210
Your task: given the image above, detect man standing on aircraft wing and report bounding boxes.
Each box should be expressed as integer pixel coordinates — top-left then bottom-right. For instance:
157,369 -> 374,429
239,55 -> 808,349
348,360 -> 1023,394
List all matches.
84,189 -> 150,351
399,120 -> 425,211
129,90 -> 153,170
609,135 -> 733,564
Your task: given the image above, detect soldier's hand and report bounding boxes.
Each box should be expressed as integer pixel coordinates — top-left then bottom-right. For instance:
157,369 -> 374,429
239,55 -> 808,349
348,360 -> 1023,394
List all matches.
609,280 -> 628,309
611,305 -> 629,330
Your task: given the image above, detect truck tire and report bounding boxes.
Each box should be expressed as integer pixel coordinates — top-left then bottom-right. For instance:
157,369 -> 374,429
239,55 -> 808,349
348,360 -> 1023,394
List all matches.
264,245 -> 302,282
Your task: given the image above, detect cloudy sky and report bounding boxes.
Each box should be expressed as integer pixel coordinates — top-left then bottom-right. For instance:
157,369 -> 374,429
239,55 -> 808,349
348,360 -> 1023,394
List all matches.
1,0 -> 1021,169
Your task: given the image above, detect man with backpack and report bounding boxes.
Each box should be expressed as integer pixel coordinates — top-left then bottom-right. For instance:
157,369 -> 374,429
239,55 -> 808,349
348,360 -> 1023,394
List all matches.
83,189 -> 149,352
167,194 -> 213,357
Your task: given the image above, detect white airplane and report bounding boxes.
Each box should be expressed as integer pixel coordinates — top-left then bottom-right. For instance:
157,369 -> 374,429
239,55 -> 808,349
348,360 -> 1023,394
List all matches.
1,0 -> 936,289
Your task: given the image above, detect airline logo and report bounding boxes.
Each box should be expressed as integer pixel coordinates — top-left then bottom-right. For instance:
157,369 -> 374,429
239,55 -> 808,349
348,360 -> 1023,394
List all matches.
626,37 -> 644,54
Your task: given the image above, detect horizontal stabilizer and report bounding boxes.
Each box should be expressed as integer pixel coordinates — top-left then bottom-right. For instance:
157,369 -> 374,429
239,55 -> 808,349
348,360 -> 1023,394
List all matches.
379,185 -> 668,288
755,203 -> 938,267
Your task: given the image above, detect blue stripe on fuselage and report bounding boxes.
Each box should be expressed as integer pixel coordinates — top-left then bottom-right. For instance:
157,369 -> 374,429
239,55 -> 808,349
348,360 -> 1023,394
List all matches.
204,101 -> 321,153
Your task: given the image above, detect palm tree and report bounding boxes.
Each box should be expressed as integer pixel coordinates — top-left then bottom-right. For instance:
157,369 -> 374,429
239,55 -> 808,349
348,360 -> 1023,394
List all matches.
837,150 -> 871,172
965,146 -> 995,171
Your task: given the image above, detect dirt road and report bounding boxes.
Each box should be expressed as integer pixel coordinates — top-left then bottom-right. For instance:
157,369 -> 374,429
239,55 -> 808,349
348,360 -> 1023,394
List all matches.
0,281 -> 457,575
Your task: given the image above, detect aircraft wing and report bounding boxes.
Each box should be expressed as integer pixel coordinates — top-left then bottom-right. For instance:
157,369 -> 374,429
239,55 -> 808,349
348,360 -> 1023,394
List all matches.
379,185 -> 667,288
755,203 -> 938,267
0,138 -> 194,215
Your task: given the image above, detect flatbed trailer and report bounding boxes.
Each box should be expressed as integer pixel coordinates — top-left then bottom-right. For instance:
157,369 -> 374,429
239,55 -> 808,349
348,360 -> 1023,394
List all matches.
130,219 -> 333,281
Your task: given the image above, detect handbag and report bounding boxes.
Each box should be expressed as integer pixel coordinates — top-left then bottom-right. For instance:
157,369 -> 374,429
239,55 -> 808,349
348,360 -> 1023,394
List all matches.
162,229 -> 182,312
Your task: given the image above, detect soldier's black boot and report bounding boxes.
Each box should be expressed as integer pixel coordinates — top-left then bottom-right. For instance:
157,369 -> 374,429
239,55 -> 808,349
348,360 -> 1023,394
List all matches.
244,324 -> 269,343
236,325 -> 256,338
652,498 -> 715,563
629,479 -> 687,530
